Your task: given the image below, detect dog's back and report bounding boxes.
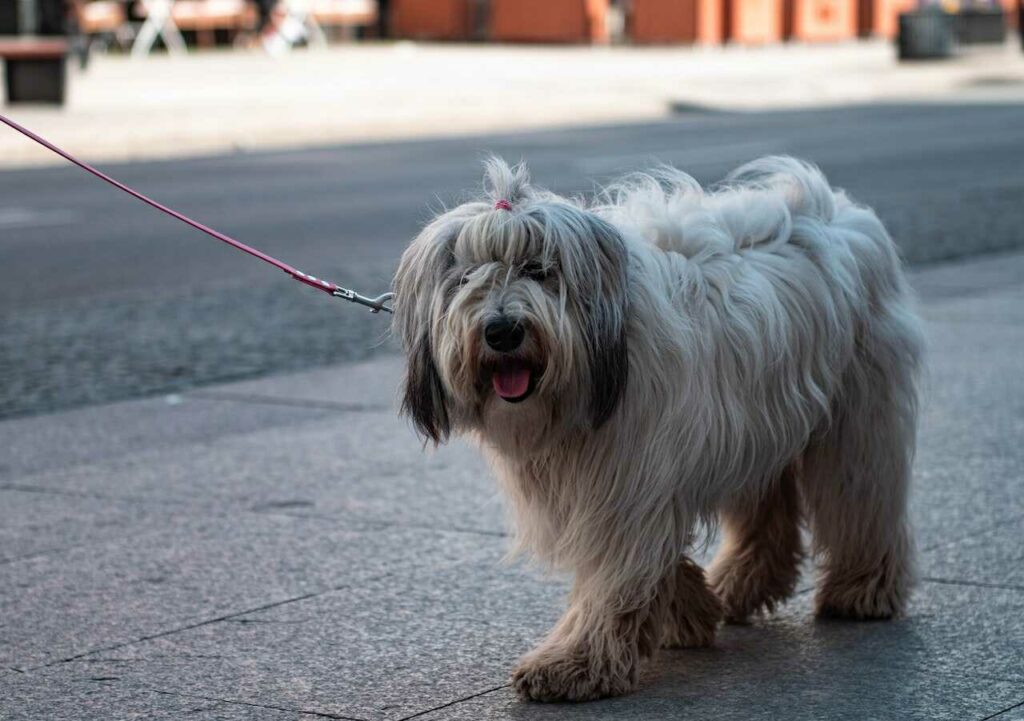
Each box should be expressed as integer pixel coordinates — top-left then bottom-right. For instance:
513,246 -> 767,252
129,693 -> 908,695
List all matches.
600,156 -> 868,262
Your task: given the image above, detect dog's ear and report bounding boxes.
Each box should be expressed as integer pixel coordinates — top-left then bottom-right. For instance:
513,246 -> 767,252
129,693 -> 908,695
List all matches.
583,216 -> 630,428
393,219 -> 456,444
402,333 -> 451,444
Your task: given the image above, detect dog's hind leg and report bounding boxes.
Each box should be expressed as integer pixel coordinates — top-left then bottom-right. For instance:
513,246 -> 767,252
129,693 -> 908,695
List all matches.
801,309 -> 921,620
708,465 -> 804,623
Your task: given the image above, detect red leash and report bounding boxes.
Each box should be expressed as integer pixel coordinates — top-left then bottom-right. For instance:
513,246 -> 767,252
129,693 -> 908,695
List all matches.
0,113 -> 393,313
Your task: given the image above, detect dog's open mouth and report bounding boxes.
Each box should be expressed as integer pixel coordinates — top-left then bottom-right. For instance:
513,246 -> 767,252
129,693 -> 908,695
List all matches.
490,359 -> 538,403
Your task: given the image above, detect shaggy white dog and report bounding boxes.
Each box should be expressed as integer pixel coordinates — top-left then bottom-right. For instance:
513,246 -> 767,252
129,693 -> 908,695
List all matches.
392,157 -> 924,702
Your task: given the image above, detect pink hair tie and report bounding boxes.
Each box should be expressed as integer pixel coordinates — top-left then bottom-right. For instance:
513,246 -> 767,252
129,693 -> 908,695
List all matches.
495,199 -> 513,211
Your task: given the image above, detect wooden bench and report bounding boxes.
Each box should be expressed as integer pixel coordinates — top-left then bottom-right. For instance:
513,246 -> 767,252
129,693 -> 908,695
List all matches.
131,0 -> 256,55
0,36 -> 68,104
169,0 -> 257,46
76,0 -> 128,35
309,0 -> 379,38
69,0 -> 132,56
279,0 -> 379,47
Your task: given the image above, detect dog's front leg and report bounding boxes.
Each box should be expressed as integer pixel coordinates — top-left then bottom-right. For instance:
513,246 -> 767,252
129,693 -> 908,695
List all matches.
511,570 -> 668,702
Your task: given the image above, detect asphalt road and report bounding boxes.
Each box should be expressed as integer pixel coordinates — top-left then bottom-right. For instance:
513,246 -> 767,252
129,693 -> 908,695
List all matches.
2,101 -> 1023,420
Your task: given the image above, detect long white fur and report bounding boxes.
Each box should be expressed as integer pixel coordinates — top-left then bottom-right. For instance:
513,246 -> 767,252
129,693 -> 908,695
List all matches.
392,156 -> 924,702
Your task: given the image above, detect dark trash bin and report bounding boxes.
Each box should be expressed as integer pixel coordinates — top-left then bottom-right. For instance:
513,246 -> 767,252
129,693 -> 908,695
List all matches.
2,44 -> 67,103
897,8 -> 955,59
957,5 -> 1006,43
0,4 -> 18,34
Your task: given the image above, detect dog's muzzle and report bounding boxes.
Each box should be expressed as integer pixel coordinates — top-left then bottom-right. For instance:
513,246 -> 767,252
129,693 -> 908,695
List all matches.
483,316 -> 537,403
484,317 -> 524,353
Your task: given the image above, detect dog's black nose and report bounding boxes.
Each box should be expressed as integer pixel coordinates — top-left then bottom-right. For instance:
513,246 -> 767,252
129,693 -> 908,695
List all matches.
485,317 -> 525,353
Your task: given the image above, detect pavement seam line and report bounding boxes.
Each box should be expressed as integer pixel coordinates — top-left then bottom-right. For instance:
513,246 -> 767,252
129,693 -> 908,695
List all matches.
148,687 -> 369,721
188,389 -> 391,414
0,546 -> 86,567
919,514 -> 1024,554
251,507 -> 509,540
921,577 -> 1024,592
396,683 -> 511,721
979,698 -> 1024,721
876,659 -> 1022,686
36,567 -> 401,671
35,584 -> 353,670
0,482 -> 192,508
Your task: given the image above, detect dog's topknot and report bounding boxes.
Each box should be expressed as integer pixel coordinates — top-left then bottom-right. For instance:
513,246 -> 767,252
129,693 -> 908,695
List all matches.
483,157 -> 534,209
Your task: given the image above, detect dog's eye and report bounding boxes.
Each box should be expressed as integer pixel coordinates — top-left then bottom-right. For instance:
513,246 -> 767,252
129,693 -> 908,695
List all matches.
521,262 -> 550,282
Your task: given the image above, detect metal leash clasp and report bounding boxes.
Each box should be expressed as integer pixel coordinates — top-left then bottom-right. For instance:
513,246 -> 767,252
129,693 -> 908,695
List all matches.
333,287 -> 394,314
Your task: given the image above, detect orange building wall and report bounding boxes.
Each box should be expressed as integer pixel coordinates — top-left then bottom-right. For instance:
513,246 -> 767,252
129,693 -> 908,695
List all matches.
857,0 -> 914,37
724,0 -> 784,43
631,0 -> 723,44
999,0 -> 1019,28
490,0 -> 608,43
784,0 -> 857,40
389,0 -> 472,40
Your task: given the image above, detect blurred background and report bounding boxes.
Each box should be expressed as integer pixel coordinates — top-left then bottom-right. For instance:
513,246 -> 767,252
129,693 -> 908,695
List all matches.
1,0 -> 1023,421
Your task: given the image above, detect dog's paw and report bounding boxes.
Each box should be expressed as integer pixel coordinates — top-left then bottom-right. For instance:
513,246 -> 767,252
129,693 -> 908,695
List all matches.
511,648 -> 638,702
662,580 -> 723,648
709,555 -> 799,624
816,570 -> 909,620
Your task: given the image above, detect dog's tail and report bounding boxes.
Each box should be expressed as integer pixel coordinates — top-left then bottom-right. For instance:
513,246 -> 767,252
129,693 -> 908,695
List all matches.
723,156 -> 839,224
597,156 -> 843,258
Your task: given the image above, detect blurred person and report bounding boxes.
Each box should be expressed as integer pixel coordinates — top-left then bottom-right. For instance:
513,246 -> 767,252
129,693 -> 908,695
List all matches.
253,0 -> 279,33
251,0 -> 308,54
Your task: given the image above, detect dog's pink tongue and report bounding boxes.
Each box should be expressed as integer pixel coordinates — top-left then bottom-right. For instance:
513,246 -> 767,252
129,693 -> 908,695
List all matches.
493,367 -> 531,399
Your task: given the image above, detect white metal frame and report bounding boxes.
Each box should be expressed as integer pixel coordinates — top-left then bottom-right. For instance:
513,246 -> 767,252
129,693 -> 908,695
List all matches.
131,0 -> 187,58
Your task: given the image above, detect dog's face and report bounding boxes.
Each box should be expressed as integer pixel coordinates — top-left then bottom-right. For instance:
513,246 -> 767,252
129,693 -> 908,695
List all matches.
392,160 -> 629,448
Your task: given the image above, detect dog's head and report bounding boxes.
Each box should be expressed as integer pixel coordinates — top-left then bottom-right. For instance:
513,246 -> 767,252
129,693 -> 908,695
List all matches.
392,159 -> 630,447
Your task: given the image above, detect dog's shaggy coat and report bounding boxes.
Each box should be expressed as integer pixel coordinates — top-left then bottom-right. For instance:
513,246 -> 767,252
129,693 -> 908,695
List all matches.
392,157 -> 924,702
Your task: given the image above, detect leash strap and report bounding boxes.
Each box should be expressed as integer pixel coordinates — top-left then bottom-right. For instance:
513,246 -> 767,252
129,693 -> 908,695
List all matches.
0,113 -> 393,314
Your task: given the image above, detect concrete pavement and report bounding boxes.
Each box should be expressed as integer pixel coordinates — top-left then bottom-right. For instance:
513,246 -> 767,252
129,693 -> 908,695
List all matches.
2,40 -> 1024,169
2,248 -> 1023,720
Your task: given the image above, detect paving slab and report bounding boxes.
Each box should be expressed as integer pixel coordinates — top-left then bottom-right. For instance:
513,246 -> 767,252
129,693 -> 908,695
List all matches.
415,671 -> 1019,721
991,702 -> 1024,721
908,251 -> 1024,302
908,258 -> 1024,551
0,350 -> 503,536
0,393 -> 341,479
47,577 -> 1024,721
911,450 -> 1023,555
0,669 -> 304,721
921,516 -> 1024,590
1,512 -> 499,670
194,356 -> 405,410
426,583 -> 1024,721
54,544 -> 565,721
5,409 -> 503,537
0,488 -> 171,564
